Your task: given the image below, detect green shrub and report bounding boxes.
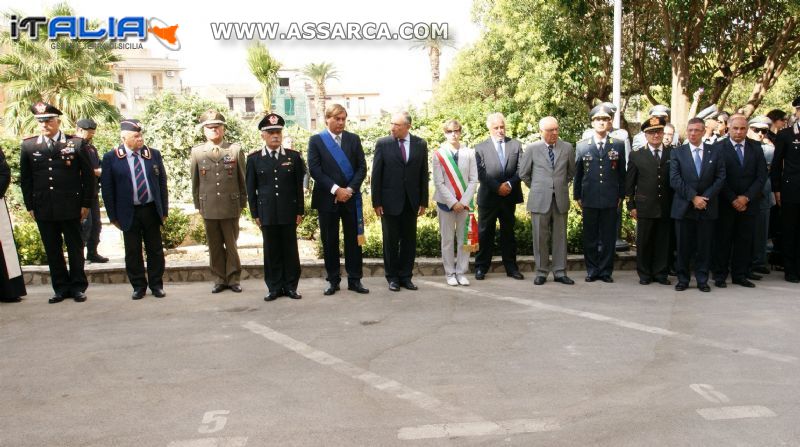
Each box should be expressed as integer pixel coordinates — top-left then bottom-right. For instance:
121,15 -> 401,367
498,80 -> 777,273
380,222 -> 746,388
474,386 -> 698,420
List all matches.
160,207 -> 191,249
12,214 -> 47,265
416,215 -> 442,256
297,197 -> 319,240
361,219 -> 384,258
188,219 -> 207,245
566,202 -> 584,254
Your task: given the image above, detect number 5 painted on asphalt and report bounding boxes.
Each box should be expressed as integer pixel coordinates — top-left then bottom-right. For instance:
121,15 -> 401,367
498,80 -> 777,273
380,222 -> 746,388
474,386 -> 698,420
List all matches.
198,410 -> 230,434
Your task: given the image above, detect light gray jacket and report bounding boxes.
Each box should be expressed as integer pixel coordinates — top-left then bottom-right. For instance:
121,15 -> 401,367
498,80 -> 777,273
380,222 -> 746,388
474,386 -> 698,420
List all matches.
519,139 -> 576,214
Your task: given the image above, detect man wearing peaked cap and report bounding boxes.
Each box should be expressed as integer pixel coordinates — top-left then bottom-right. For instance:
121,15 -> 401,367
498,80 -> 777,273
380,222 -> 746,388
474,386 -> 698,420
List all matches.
771,96 -> 800,283
100,118 -> 170,300
19,102 -> 95,303
626,115 -> 673,286
246,113 -> 306,301
747,115 -> 776,277
76,118 -> 109,264
191,110 -> 247,294
633,104 -> 680,151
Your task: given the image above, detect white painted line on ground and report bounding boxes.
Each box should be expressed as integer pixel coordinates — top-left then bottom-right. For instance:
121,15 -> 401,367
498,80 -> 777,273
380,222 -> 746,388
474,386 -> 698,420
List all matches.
420,280 -> 798,365
696,405 -> 777,421
241,321 -> 485,423
167,437 -> 248,447
690,384 -> 731,404
397,418 -> 561,440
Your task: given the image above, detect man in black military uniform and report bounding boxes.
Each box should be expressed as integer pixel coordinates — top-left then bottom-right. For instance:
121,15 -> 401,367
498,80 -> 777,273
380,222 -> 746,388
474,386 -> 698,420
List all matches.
76,118 -> 109,263
246,113 -> 306,301
19,102 -> 94,303
626,116 -> 673,285
772,96 -> 800,283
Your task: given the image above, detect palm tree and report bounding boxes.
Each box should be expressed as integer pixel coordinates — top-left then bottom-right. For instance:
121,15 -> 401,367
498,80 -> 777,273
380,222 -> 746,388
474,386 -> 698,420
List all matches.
0,4 -> 123,136
410,27 -> 455,89
301,62 -> 338,128
246,42 -> 281,113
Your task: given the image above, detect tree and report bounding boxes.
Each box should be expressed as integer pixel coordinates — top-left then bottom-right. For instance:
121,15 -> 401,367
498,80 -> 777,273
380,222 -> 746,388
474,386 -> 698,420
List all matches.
246,43 -> 281,113
0,3 -> 122,136
302,62 -> 338,128
410,26 -> 455,89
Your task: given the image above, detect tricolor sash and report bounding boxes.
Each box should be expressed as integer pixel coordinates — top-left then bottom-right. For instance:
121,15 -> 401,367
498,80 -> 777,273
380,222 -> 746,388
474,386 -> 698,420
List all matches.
319,131 -> 365,245
434,147 -> 479,252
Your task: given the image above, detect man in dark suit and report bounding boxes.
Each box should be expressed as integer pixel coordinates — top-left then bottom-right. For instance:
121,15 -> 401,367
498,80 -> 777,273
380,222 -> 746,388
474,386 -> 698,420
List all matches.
371,111 -> 429,291
670,118 -> 726,292
19,102 -> 94,303
247,113 -> 305,301
712,114 -> 768,288
474,112 -> 524,280
76,118 -> 109,264
626,116 -> 673,285
307,103 -> 369,296
100,119 -> 169,300
772,96 -> 800,283
574,104 -> 626,283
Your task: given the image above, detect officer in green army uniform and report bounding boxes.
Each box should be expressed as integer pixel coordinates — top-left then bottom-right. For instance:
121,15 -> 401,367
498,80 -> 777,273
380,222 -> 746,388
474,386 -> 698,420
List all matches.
190,110 -> 247,293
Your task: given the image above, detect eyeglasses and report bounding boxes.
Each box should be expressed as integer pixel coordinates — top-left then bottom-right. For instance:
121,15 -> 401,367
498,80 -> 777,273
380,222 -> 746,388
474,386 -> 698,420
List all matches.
444,129 -> 461,134
751,128 -> 768,134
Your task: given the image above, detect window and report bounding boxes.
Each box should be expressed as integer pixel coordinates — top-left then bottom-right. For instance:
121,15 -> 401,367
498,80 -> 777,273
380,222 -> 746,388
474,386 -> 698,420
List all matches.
358,97 -> 365,115
227,97 -> 234,110
245,97 -> 255,113
118,74 -> 124,84
346,97 -> 351,109
120,103 -> 127,110
278,77 -> 290,87
284,98 -> 295,116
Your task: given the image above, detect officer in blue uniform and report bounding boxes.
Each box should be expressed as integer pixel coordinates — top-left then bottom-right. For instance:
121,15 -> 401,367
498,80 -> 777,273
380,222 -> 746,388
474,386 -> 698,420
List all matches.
574,104 -> 627,282
246,113 -> 306,301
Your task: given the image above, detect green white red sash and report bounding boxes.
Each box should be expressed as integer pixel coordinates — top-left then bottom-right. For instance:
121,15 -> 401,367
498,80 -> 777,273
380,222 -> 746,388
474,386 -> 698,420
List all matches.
434,147 -> 479,252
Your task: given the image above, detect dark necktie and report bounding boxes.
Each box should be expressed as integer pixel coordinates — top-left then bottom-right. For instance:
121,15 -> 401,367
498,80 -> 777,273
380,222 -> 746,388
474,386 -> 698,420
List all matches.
598,141 -> 604,153
654,149 -> 661,163
132,152 -> 148,204
547,145 -> 555,168
398,139 -> 407,163
452,150 -> 458,164
735,143 -> 744,165
272,150 -> 278,160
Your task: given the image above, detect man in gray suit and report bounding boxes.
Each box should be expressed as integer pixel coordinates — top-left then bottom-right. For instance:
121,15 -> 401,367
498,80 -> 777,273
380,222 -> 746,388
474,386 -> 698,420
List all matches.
474,112 -> 524,280
519,116 -> 576,285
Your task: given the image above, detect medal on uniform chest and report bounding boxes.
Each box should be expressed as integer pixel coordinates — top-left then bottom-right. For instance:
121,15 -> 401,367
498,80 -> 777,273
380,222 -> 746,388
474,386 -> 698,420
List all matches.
61,143 -> 75,166
583,153 -> 592,171
154,165 -> 160,176
201,168 -> 207,176
224,154 -> 234,176
608,149 -> 619,170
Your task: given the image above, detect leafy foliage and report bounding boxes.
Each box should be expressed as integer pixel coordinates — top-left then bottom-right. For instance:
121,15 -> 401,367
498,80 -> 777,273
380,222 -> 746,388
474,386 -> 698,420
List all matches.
160,207 -> 191,249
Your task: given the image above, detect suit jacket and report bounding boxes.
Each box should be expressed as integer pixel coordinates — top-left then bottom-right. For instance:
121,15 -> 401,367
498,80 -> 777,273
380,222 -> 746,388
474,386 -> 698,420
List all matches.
246,147 -> 305,226
190,141 -> 247,219
625,145 -> 672,218
573,135 -> 626,208
100,145 -> 169,232
519,139 -> 576,214
771,123 -> 800,204
669,143 -> 725,220
431,146 -> 478,208
19,132 -> 95,221
474,137 -> 524,208
371,134 -> 429,215
716,137 -> 768,216
307,130 -> 367,213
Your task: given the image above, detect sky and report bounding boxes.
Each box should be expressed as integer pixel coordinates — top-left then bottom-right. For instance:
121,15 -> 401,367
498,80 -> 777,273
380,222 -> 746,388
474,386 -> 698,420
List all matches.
4,0 -> 482,110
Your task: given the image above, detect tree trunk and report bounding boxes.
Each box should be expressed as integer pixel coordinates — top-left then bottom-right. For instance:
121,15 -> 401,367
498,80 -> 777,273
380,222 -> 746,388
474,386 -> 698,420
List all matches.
740,19 -> 799,117
670,53 -> 691,139
315,83 -> 326,129
428,45 -> 440,88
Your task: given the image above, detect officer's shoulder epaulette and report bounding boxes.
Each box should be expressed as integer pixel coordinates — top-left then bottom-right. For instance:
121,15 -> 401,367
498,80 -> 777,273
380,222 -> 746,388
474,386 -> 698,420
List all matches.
21,135 -> 37,142
577,138 -> 591,145
247,149 -> 261,157
284,147 -> 298,152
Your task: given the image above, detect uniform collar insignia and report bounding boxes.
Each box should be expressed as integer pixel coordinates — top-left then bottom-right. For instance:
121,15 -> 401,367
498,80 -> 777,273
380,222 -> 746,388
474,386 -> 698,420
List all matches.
140,146 -> 152,160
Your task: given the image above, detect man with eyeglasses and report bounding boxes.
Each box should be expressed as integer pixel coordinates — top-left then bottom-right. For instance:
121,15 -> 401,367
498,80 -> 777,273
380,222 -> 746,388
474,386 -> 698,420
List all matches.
19,102 -> 94,304
771,96 -> 800,283
748,116 -> 776,276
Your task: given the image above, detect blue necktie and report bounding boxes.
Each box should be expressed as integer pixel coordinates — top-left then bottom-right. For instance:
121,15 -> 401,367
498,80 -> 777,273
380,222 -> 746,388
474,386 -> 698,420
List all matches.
547,145 -> 555,168
735,143 -> 744,165
133,152 -> 148,204
496,140 -> 505,166
693,148 -> 702,176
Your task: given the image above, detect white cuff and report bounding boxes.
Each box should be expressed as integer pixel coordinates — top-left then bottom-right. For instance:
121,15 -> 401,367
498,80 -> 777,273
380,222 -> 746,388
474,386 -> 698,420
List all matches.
331,184 -> 339,195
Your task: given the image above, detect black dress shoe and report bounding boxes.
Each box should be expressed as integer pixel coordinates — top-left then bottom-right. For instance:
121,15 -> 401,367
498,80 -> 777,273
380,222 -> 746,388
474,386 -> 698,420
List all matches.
585,276 -> 596,282
347,281 -> 369,294
508,271 -> 524,280
534,276 -> 546,285
639,279 -> 651,285
601,276 -> 614,283
152,288 -> 167,298
323,283 -> 340,295
87,253 -> 109,263
72,291 -> 87,302
264,292 -> 280,301
285,290 -> 302,299
131,289 -> 146,300
211,284 -> 227,293
400,280 -> 418,290
752,266 -> 770,275
49,293 -> 65,304
698,283 -> 711,292
675,282 -> 688,291
388,282 -> 401,292
746,272 -> 762,281
475,270 -> 486,280
656,277 -> 671,285
554,276 -> 574,285
229,284 -> 242,293
714,280 -> 727,288
732,278 -> 756,288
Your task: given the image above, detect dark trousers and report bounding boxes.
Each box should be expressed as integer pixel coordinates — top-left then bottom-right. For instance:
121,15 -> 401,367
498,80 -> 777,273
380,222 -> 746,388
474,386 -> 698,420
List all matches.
780,202 -> 800,278
381,199 -> 417,283
582,207 -> 617,278
36,219 -> 87,295
675,218 -> 714,285
122,203 -> 165,292
262,223 -> 300,293
713,206 -> 756,282
80,197 -> 102,253
475,202 -> 518,273
635,216 -> 672,281
318,205 -> 363,284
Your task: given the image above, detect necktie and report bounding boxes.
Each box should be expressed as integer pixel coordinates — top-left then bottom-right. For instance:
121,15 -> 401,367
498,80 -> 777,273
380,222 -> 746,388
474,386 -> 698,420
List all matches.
335,135 -> 341,147
496,140 -> 505,166
547,145 -> 555,168
272,150 -> 278,160
398,139 -> 407,163
654,149 -> 661,163
452,150 -> 458,164
693,148 -> 702,176
211,145 -> 220,158
598,141 -> 604,153
46,138 -> 54,151
735,143 -> 744,165
132,152 -> 148,204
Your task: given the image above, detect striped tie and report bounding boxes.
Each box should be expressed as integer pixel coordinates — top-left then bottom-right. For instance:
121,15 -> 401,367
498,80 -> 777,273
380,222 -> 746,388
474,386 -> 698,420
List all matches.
133,152 -> 148,203
547,145 -> 555,168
